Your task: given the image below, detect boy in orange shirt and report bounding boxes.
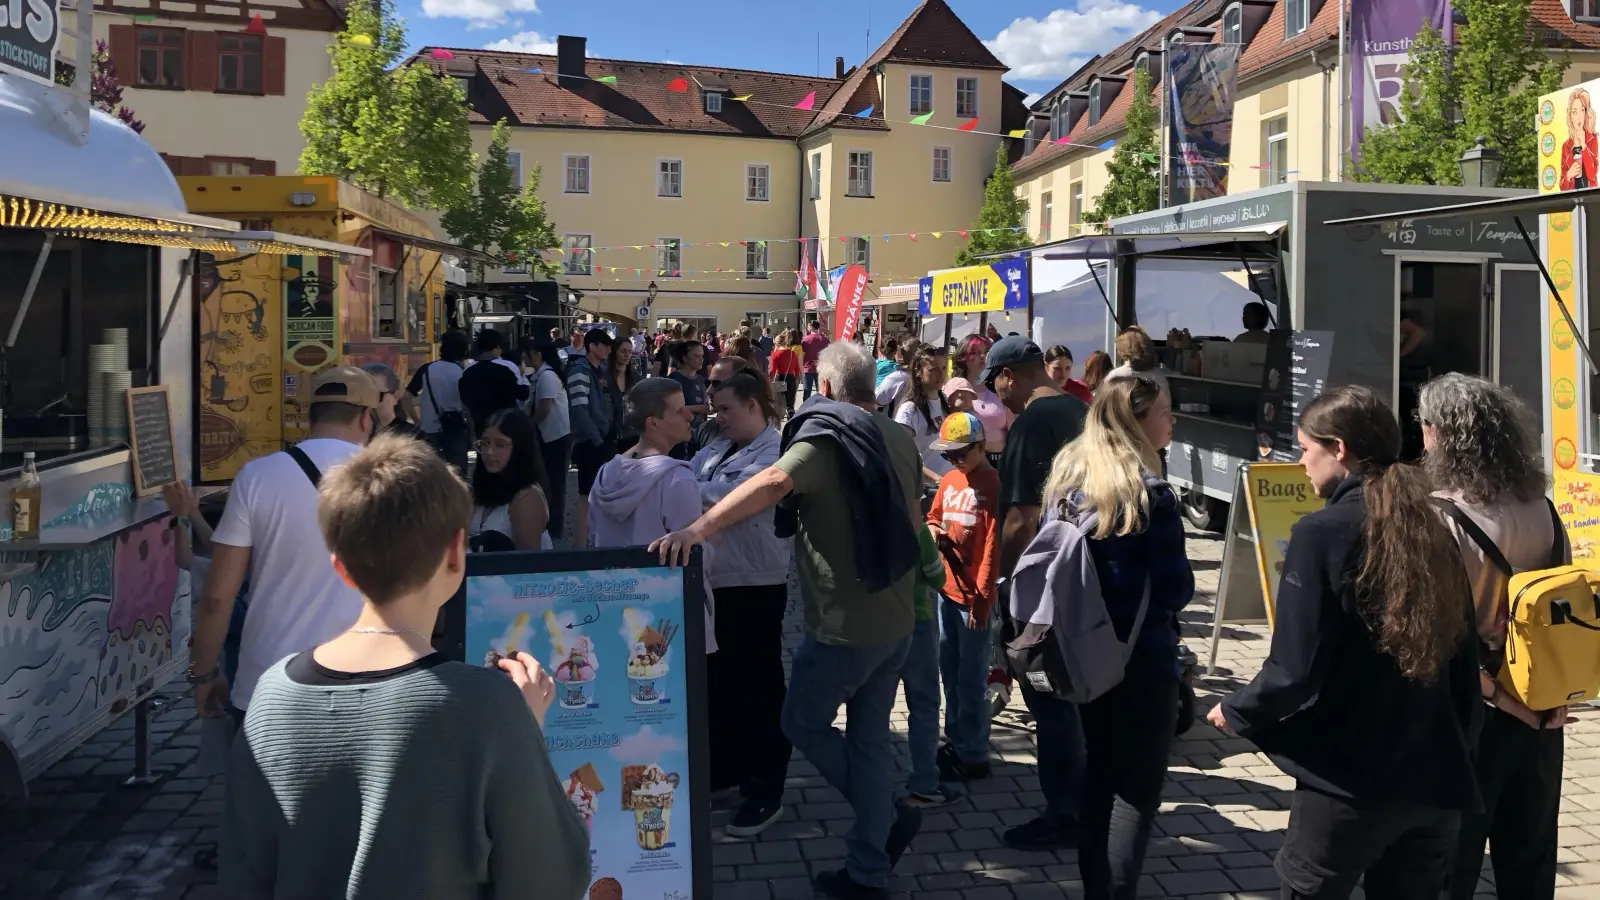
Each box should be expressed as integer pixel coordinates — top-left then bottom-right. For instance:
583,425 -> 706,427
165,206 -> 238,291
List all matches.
926,411 -> 1000,782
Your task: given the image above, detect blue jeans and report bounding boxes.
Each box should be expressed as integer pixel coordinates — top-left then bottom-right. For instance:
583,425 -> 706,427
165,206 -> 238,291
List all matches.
939,595 -> 992,765
899,619 -> 941,795
1021,684 -> 1086,829
803,371 -> 819,400
782,634 -> 912,888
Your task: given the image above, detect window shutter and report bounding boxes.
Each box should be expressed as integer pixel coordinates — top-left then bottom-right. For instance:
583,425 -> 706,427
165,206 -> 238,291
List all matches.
107,25 -> 137,85
185,29 -> 218,92
263,36 -> 286,95
249,159 -> 277,175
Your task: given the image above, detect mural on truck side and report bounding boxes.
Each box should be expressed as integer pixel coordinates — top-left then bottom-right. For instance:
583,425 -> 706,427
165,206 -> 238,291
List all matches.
0,516 -> 183,763
283,255 -> 338,444
197,252 -> 282,483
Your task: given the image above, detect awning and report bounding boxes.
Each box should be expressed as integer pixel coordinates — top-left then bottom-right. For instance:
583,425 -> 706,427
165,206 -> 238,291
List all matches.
0,188 -> 238,236
51,227 -> 369,259
1321,189 -> 1559,227
1028,226 -> 1285,261
363,225 -> 493,262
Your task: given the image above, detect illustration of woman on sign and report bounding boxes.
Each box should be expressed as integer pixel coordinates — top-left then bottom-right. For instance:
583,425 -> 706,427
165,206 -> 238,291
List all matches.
1561,88 -> 1598,191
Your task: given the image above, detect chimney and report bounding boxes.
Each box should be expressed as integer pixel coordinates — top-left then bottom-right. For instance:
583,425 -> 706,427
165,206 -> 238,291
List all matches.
835,56 -> 845,79
557,35 -> 586,84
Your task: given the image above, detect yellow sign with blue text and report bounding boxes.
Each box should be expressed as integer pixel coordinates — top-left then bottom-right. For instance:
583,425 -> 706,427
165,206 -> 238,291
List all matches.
1242,463 -> 1323,628
922,258 -> 1030,316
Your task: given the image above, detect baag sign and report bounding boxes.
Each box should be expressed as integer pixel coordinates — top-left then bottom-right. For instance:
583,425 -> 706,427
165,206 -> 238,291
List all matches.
0,0 -> 61,87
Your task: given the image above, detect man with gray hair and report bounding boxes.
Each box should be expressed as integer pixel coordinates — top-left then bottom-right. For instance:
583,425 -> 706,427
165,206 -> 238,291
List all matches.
651,340 -> 924,898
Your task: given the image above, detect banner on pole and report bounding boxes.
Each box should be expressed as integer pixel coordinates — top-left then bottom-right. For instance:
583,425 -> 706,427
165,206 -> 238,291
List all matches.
1166,43 -> 1238,205
1349,0 -> 1452,163
833,265 -> 870,341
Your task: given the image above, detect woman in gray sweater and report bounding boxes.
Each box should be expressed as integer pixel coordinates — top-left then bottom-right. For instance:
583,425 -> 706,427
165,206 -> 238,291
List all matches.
219,435 -> 589,899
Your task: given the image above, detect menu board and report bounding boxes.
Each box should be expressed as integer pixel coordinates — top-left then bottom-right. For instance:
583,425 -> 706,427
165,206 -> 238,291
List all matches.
459,549 -> 709,900
126,386 -> 178,496
1254,330 -> 1335,462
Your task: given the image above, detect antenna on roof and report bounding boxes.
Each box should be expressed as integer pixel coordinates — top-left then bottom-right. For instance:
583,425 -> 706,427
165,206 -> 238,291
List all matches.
816,32 -> 820,76
866,0 -> 872,53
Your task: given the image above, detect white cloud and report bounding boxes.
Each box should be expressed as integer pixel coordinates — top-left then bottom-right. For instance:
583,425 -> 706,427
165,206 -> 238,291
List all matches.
661,59 -> 683,65
1023,91 -> 1043,105
422,0 -> 538,28
483,30 -> 559,53
985,0 -> 1164,82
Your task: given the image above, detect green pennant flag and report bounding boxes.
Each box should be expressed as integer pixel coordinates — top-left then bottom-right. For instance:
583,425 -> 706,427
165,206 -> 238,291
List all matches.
908,112 -> 933,125
594,75 -> 618,85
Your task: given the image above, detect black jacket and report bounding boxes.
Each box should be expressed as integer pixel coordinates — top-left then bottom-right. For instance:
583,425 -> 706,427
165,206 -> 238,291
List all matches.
775,398 -> 919,593
1220,476 -> 1483,812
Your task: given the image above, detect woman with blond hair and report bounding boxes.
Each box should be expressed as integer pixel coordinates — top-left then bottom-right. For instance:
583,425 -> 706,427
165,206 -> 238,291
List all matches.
1563,87 -> 1598,191
1025,375 -> 1192,897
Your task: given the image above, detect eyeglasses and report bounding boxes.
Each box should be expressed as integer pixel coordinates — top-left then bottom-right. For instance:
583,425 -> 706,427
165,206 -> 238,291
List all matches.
474,439 -> 514,452
941,446 -> 978,463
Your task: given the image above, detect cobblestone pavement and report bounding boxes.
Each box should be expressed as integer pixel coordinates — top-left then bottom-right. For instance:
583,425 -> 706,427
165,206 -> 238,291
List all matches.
9,525 -> 1600,898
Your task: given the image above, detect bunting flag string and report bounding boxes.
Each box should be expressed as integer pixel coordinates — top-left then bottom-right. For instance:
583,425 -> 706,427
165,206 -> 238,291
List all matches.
537,226 -> 1031,257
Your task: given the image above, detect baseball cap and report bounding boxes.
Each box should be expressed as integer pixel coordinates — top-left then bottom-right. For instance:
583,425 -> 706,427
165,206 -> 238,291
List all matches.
942,377 -> 978,399
930,411 -> 986,451
976,336 -> 1044,386
310,365 -> 382,408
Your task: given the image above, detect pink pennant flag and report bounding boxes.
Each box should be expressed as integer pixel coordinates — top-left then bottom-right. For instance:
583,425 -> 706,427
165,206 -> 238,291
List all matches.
957,230 -> 968,238
794,91 -> 816,110
429,48 -> 455,60
908,233 -> 917,242
667,77 -> 689,92
839,235 -> 848,242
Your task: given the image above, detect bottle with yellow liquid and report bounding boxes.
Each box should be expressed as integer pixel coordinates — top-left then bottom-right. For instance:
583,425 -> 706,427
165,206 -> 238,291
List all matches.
11,452 -> 41,540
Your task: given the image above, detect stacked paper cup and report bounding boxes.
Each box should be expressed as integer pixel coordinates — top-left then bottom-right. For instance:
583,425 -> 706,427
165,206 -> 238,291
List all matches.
87,343 -> 115,442
103,371 -> 132,443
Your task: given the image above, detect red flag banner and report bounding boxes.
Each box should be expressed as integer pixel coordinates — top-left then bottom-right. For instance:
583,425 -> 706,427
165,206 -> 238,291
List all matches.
833,265 -> 869,341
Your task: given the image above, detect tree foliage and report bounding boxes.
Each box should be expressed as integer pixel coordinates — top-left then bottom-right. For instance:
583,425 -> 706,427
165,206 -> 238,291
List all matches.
955,145 -> 1032,266
1085,67 -> 1160,228
1357,0 -> 1567,188
299,0 -> 473,209
441,119 -> 561,280
55,39 -> 144,133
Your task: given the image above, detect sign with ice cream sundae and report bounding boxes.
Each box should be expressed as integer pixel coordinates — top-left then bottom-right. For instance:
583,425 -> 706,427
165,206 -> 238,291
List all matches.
457,549 -> 710,900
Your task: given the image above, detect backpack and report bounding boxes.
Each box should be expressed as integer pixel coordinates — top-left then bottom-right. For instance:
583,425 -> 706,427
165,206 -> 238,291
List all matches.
1434,497 -> 1600,711
1004,506 -> 1149,704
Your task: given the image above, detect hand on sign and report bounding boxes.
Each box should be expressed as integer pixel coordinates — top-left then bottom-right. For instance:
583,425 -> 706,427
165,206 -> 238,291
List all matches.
498,651 -> 556,727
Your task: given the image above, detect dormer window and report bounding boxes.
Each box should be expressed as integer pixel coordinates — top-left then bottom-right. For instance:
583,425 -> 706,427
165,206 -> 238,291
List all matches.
1580,0 -> 1600,20
705,91 -> 723,113
1135,52 -> 1150,77
1223,3 -> 1243,42
1051,98 -> 1066,141
1167,31 -> 1185,48
1285,0 -> 1309,35
1088,81 -> 1102,126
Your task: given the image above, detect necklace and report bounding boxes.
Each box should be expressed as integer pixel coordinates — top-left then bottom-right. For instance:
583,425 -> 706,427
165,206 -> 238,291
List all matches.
349,626 -> 426,640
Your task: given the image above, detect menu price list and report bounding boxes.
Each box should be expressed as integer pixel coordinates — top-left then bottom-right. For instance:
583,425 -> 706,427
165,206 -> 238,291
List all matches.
1255,330 -> 1335,462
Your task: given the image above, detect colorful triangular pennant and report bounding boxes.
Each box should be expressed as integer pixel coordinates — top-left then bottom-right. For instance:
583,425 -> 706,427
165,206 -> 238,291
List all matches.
429,48 -> 454,60
245,13 -> 267,34
595,75 -> 618,85
732,94 -> 751,102
667,77 -> 689,92
909,112 -> 933,125
958,118 -> 978,132
1007,129 -> 1027,138
794,91 -> 816,110
854,105 -> 874,119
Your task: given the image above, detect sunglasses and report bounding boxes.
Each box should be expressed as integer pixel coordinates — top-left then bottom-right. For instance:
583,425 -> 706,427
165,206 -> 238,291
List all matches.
940,445 -> 979,463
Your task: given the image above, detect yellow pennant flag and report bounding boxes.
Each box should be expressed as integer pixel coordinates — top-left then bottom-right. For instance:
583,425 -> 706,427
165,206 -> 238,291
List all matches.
719,242 -> 729,247
931,231 -> 942,239
1007,129 -> 1026,138
731,94 -> 752,102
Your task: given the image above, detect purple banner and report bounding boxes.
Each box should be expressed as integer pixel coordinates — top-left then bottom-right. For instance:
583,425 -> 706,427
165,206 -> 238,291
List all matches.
1166,43 -> 1239,205
1350,0 -> 1452,162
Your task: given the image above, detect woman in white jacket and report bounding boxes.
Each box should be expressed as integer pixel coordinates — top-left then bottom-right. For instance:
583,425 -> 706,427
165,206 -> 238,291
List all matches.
691,364 -> 793,838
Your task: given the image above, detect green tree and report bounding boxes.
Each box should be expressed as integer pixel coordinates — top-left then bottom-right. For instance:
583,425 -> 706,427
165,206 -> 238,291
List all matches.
1357,0 -> 1567,188
299,0 -> 473,209
1084,67 -> 1160,228
441,119 -> 561,281
955,145 -> 1031,266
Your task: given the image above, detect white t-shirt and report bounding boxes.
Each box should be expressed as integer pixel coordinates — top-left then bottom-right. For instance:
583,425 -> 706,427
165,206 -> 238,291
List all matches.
894,399 -> 952,479
213,438 -> 364,709
411,361 -> 465,434
534,365 -> 571,443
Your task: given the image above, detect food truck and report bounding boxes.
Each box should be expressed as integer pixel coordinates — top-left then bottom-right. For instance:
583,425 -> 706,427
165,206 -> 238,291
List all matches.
999,182 -> 1535,528
179,176 -> 477,483
0,77 -> 368,794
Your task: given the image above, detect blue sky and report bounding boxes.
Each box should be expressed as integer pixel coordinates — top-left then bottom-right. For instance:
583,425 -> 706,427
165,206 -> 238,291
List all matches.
398,0 -> 1187,98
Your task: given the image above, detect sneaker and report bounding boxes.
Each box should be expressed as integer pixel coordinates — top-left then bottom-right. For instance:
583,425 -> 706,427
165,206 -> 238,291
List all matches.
724,799 -> 784,838
1003,815 -> 1079,851
885,800 -> 923,868
814,868 -> 888,900
906,785 -> 961,808
936,743 -> 992,782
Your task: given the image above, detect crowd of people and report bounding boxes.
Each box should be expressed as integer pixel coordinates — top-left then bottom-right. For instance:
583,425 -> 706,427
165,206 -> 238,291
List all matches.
184,311 -> 1574,900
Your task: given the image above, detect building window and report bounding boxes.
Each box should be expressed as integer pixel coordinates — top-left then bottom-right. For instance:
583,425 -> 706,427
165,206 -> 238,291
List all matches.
451,75 -> 471,100
136,27 -> 183,88
207,158 -> 254,176
506,150 -> 523,188
1579,0 -> 1600,20
848,236 -> 870,270
1040,191 -> 1053,242
1050,100 -> 1065,141
1264,116 -> 1290,185
562,234 -> 592,276
932,147 -> 952,182
746,164 -> 769,201
1088,81 -> 1102,126
705,91 -> 723,113
810,152 -> 823,199
1135,53 -> 1150,77
956,77 -> 978,118
909,73 -> 932,115
1167,32 -> 1185,47
847,151 -> 872,197
658,159 -> 683,197
1069,183 -> 1083,237
1285,0 -> 1308,35
658,238 -> 682,277
564,155 -> 590,193
745,242 -> 769,279
217,33 -> 263,93
377,269 -> 399,336
1223,4 -> 1244,43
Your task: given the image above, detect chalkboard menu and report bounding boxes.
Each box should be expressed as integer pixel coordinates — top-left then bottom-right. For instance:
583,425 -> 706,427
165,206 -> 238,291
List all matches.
127,386 -> 178,496
1254,330 -> 1335,462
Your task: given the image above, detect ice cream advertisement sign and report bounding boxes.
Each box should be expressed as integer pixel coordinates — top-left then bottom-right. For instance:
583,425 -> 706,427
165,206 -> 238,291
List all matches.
460,551 -> 710,900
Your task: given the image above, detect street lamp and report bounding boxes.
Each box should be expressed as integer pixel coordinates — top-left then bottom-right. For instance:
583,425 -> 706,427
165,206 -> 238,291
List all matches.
646,280 -> 659,305
1458,136 -> 1503,189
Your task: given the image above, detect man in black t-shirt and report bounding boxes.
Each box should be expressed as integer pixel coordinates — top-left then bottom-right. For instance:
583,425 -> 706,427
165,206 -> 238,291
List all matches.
459,329 -> 528,437
978,336 -> 1089,853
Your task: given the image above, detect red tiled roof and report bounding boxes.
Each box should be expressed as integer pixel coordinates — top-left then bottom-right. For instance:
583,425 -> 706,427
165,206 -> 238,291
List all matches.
418,49 -> 844,138
1530,0 -> 1600,47
1236,0 -> 1340,73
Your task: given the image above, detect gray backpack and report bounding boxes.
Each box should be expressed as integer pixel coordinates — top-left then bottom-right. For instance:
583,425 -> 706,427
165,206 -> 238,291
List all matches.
1005,508 -> 1149,704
